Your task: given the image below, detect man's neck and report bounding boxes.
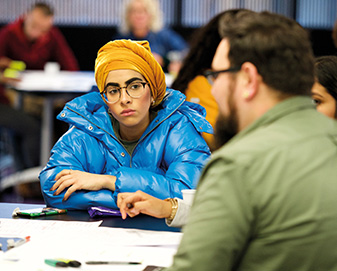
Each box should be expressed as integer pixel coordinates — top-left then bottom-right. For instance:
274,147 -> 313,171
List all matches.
238,86 -> 282,132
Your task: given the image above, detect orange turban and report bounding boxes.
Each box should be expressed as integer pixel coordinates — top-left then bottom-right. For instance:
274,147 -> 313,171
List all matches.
95,39 -> 166,107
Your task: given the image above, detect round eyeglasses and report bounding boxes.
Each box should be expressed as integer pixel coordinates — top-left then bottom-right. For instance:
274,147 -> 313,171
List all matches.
102,81 -> 148,104
204,67 -> 241,85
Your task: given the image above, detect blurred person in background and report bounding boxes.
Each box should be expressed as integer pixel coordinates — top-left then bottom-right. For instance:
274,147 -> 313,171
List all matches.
113,0 -> 188,75
0,1 -> 79,129
172,9 -> 247,151
312,55 -> 337,119
0,2 -> 78,71
0,2 -> 79,104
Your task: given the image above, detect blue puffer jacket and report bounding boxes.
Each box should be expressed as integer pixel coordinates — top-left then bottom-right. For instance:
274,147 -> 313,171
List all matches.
39,88 -> 212,210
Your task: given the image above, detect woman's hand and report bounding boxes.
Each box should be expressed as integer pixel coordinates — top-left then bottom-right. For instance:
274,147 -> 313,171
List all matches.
117,190 -> 172,219
50,169 -> 116,201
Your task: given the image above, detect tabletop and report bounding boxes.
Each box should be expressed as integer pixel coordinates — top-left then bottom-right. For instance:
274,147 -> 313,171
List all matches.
0,202 -> 180,232
13,70 -> 96,94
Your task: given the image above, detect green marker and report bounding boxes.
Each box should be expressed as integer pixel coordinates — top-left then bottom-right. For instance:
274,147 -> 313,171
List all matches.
44,259 -> 68,267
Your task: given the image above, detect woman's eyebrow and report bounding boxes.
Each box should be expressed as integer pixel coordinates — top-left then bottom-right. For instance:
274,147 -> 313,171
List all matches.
105,77 -> 143,88
125,77 -> 143,85
312,92 -> 323,98
105,82 -> 120,88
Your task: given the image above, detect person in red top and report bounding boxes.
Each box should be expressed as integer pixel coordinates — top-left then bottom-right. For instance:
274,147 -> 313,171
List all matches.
0,2 -> 78,71
0,2 -> 79,103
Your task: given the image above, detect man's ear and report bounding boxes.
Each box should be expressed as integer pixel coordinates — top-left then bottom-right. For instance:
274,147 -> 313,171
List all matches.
240,62 -> 259,101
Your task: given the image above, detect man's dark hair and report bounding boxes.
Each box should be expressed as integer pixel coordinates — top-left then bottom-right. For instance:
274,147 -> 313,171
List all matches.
31,2 -> 54,16
219,11 -> 314,97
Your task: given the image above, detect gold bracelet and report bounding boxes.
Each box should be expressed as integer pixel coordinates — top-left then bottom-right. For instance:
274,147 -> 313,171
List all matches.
165,198 -> 178,222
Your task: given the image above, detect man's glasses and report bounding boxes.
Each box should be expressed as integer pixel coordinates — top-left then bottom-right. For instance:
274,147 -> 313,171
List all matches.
204,67 -> 241,85
102,81 -> 148,104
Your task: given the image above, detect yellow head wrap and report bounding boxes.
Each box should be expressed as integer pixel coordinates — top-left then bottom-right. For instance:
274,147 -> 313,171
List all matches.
95,39 -> 166,107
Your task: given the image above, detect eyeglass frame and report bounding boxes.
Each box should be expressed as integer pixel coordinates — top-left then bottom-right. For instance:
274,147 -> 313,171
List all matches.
101,81 -> 149,104
204,67 -> 241,85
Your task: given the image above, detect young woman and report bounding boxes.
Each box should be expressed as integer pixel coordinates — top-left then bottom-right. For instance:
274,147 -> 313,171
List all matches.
312,55 -> 337,119
39,39 -> 212,210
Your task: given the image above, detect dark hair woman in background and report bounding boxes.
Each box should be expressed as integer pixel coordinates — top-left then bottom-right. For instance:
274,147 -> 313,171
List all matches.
312,55 -> 337,119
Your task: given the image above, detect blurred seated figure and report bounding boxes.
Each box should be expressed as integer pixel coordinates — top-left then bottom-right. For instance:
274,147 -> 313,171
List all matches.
0,2 -> 79,104
113,0 -> 188,74
311,55 -> 337,119
172,10 -> 245,151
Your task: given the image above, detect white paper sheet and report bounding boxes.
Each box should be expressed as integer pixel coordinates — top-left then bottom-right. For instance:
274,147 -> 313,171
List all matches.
0,218 -> 102,238
0,220 -> 182,270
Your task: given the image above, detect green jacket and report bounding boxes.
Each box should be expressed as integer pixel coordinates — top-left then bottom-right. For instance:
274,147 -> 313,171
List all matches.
167,96 -> 337,271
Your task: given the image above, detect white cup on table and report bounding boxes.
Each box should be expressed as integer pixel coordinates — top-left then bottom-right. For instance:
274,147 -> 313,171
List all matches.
44,62 -> 60,74
181,189 -> 196,206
